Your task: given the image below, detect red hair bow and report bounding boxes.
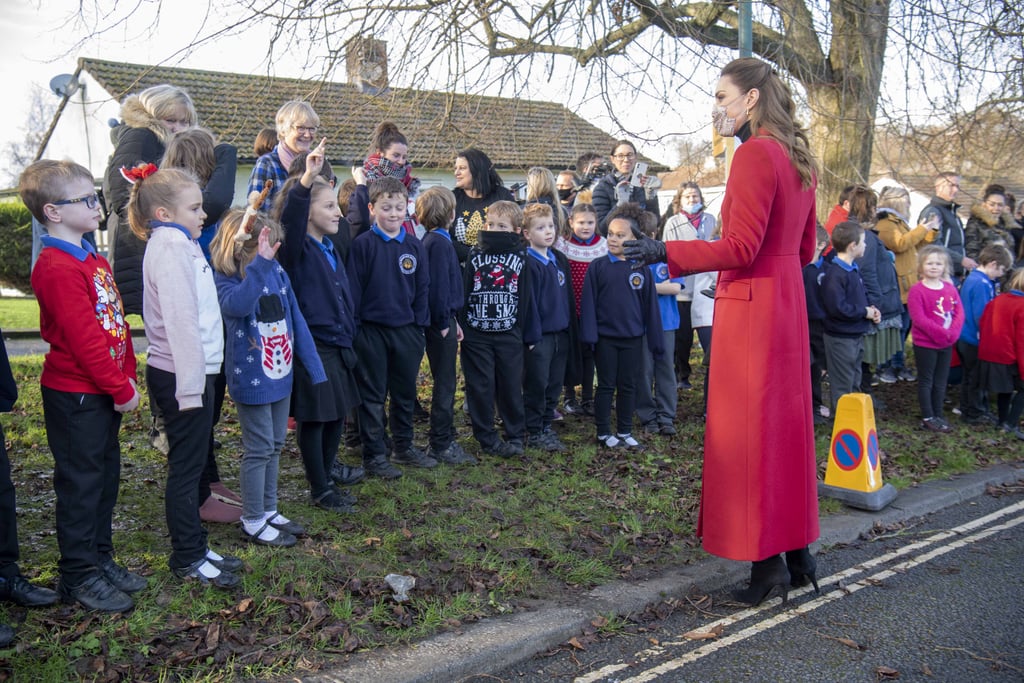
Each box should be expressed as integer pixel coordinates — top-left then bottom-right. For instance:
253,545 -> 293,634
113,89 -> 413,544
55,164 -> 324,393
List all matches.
119,163 -> 159,184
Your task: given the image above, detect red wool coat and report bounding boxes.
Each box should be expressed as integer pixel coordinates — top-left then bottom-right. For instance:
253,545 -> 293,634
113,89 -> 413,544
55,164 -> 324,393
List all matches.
666,134 -> 819,561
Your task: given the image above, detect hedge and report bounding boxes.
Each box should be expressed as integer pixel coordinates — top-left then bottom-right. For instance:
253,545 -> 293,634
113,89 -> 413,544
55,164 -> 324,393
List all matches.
0,201 -> 32,293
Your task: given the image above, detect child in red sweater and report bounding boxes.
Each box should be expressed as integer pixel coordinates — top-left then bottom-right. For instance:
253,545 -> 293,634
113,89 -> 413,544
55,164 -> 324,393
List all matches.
555,203 -> 606,414
978,267 -> 1024,439
21,160 -> 143,613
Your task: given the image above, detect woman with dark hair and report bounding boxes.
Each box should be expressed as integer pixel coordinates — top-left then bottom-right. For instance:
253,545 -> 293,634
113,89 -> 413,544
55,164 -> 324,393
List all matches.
590,140 -> 660,233
846,185 -> 903,391
452,148 -> 515,264
347,121 -> 421,237
626,57 -> 820,606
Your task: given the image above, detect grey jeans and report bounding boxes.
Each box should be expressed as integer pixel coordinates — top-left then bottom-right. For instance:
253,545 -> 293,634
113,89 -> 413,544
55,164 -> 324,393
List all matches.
235,397 -> 290,524
823,333 -> 864,414
635,329 -> 678,426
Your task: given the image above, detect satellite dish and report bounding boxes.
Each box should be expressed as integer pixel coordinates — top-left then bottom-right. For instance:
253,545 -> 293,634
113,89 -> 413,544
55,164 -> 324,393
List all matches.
49,74 -> 81,98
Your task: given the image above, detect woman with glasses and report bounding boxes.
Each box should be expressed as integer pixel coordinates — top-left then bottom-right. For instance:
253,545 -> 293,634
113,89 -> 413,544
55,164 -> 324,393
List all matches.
590,140 -> 660,234
965,184 -> 1018,263
247,101 -> 321,212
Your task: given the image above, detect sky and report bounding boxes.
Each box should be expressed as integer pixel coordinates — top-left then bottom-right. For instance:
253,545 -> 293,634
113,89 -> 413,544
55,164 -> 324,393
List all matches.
0,0 -> 721,183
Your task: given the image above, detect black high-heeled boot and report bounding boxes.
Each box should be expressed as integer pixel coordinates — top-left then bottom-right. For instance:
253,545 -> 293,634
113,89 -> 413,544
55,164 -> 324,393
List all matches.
731,555 -> 790,606
785,547 -> 820,594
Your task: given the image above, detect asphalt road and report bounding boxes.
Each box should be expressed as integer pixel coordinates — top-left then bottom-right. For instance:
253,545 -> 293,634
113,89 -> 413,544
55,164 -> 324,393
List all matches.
489,487 -> 1024,682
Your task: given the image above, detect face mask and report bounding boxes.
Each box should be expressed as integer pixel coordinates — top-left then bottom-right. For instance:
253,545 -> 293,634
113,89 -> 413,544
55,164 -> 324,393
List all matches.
712,104 -> 737,137
558,188 -> 574,201
682,202 -> 702,214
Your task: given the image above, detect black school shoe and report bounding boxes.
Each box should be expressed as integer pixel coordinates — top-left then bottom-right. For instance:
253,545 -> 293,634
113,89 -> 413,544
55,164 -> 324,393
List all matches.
364,456 -> 403,479
391,445 -> 438,468
0,575 -> 58,607
99,558 -> 148,594
58,574 -> 133,612
312,489 -> 356,513
330,461 -> 366,486
171,558 -> 240,589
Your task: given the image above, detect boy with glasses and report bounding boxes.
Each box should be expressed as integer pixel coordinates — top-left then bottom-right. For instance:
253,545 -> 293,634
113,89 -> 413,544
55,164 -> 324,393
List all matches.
20,160 -> 145,612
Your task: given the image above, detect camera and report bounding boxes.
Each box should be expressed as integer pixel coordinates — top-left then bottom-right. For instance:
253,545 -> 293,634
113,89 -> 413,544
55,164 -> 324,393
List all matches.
576,161 -> 615,191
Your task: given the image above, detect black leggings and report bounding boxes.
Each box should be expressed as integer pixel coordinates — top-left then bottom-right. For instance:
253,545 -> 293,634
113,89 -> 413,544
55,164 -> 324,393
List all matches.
296,419 -> 344,499
914,344 -> 952,419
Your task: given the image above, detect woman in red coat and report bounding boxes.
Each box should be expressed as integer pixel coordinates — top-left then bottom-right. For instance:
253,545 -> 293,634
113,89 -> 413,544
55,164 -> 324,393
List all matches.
626,58 -> 820,605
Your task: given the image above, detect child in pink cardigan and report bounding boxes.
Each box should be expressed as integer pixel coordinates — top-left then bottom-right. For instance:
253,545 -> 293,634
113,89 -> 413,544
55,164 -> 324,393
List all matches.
908,245 -> 965,432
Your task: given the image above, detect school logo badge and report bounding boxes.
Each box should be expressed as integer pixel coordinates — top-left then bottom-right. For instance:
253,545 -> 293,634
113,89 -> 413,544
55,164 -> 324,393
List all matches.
629,271 -> 645,290
655,263 -> 669,280
557,270 -> 566,287
399,253 -> 418,274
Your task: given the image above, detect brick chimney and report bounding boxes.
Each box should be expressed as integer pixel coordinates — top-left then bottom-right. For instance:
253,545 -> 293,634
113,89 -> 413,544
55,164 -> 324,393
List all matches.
346,37 -> 388,94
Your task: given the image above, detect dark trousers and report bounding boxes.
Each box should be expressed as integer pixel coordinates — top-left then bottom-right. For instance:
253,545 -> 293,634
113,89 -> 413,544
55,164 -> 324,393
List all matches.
524,330 -> 569,435
956,340 -> 987,419
594,335 -> 643,435
809,319 -> 827,410
565,344 -> 596,403
674,300 -> 694,382
824,334 -> 864,414
914,345 -> 952,419
424,319 -> 459,451
198,366 -> 227,502
0,424 -> 21,580
461,328 -> 525,447
148,367 -> 215,570
354,323 -> 425,459
41,387 -> 122,584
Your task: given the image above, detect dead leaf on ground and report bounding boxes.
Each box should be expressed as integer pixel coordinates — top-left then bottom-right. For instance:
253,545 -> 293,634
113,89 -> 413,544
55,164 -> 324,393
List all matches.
363,537 -> 381,547
875,665 -> 900,679
567,636 -> 586,650
683,624 -> 724,640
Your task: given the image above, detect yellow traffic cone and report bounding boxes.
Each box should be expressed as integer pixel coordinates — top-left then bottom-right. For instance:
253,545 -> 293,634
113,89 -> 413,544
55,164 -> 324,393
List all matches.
818,393 -> 897,511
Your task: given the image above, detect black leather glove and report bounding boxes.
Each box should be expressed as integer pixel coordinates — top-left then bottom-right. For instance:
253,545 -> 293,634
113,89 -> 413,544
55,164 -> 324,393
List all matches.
622,235 -> 666,266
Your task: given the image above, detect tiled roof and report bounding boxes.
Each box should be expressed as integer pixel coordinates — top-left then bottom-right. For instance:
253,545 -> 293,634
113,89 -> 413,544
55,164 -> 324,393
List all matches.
78,57 -> 665,170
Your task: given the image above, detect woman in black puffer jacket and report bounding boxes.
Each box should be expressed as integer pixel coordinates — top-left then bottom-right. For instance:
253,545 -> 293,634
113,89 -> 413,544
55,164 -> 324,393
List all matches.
103,84 -> 197,315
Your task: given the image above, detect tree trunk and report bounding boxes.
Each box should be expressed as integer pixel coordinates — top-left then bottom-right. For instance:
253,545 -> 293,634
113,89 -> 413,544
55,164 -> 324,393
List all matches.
803,0 -> 890,220
806,82 -> 878,220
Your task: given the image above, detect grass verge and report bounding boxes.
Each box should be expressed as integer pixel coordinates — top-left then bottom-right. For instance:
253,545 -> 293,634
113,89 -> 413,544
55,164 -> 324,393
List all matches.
0,353 -> 1020,681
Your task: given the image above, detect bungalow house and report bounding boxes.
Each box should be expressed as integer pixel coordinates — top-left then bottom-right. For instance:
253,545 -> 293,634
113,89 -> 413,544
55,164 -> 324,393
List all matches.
37,46 -> 667,206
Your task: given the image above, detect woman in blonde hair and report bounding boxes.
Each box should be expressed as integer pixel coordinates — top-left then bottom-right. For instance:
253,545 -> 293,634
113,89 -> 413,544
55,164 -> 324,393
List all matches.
626,57 -> 821,605
525,166 -> 567,234
104,84 -> 197,315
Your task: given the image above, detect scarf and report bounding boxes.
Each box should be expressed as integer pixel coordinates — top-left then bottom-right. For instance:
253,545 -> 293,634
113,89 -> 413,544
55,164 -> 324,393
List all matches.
363,152 -> 421,198
276,143 -> 298,175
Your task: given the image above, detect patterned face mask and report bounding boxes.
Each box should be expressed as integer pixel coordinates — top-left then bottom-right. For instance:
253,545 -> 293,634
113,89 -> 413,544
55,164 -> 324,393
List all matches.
712,104 -> 738,138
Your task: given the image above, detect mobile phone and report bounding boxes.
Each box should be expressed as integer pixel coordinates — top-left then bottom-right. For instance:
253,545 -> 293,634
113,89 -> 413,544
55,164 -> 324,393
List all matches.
630,161 -> 648,187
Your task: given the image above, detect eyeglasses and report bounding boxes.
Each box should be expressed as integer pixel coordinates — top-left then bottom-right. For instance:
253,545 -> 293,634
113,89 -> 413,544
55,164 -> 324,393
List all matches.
52,194 -> 100,210
612,153 -> 637,160
292,124 -> 318,135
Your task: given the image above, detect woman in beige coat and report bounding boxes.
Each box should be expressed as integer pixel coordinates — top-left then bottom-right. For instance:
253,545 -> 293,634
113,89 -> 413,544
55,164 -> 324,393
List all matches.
875,185 -> 940,381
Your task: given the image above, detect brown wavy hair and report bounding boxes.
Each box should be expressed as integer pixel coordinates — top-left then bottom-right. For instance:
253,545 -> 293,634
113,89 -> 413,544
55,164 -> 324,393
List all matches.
720,58 -> 818,189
